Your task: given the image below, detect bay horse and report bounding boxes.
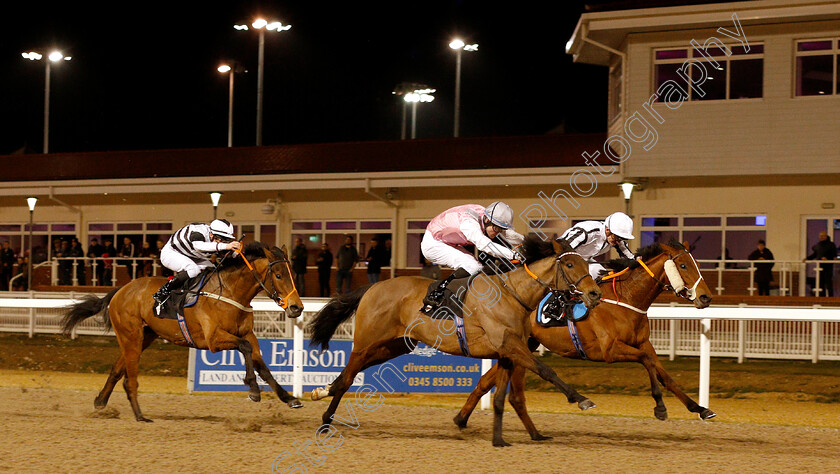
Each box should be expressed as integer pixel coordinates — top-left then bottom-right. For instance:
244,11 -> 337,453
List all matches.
453,240 -> 715,440
307,236 -> 603,446
60,241 -> 304,422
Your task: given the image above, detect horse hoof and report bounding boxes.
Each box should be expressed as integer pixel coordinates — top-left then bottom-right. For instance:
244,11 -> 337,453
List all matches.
288,399 -> 303,409
136,416 -> 153,423
578,399 -> 596,411
699,408 -> 717,420
311,387 -> 329,401
654,407 -> 668,421
453,414 -> 468,429
531,433 -> 552,441
249,392 -> 261,402
493,439 -> 512,447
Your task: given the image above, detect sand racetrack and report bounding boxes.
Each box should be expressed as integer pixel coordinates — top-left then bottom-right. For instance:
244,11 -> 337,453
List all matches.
2,376 -> 839,473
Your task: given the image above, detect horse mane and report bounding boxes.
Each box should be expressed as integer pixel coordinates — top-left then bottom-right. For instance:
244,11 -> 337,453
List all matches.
216,241 -> 272,270
519,235 -> 574,263
602,239 -> 687,272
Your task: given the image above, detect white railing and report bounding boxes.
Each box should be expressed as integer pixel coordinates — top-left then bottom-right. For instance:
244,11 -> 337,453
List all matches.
696,259 -> 838,297
1,294 -> 839,409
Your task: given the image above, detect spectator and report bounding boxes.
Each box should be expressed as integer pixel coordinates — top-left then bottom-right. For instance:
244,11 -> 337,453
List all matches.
101,238 -> 118,285
806,231 -> 837,297
316,243 -> 334,297
12,256 -> 28,291
57,239 -> 72,285
383,238 -> 392,266
118,237 -> 137,277
748,239 -> 774,296
365,237 -> 386,284
0,241 -> 16,291
69,238 -> 85,285
291,237 -> 308,297
336,236 -> 359,294
87,238 -> 104,285
138,240 -> 153,277
155,239 -> 172,277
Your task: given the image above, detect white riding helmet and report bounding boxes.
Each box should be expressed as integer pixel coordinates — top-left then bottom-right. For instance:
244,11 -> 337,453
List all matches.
484,201 -> 514,229
605,212 -> 634,240
209,219 -> 235,240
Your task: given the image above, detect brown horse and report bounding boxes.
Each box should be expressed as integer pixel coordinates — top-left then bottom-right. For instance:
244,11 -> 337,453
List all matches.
307,236 -> 603,446
453,240 -> 715,440
60,241 -> 304,422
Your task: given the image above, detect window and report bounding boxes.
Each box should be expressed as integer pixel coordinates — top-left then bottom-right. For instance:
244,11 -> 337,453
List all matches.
609,60 -> 623,123
795,39 -> 839,96
87,222 -> 173,255
406,220 -> 430,268
654,44 -> 764,101
640,215 -> 767,269
292,220 -> 392,268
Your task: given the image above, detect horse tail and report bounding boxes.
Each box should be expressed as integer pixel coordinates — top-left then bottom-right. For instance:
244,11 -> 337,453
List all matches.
60,287 -> 120,335
308,284 -> 373,351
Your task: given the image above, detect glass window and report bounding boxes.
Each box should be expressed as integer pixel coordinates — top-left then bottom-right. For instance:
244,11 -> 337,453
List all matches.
51,224 -> 76,232
729,59 -> 763,99
260,224 -> 277,247
0,225 -> 21,232
360,221 -> 391,230
326,221 -> 356,230
117,223 -> 143,231
693,62 -> 726,101
656,44 -> 763,101
407,220 -> 430,230
798,41 -> 832,52
797,55 -> 833,95
684,217 -> 721,226
727,216 -> 763,226
641,230 -> 680,248
89,223 -> 113,231
146,223 -> 172,231
641,217 -> 678,227
656,49 -> 688,60
292,222 -> 322,230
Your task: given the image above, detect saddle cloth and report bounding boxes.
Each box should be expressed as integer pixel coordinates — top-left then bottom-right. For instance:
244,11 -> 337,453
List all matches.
535,291 -> 590,328
155,272 -> 212,320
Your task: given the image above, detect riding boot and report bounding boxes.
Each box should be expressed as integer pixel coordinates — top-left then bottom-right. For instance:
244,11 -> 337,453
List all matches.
422,267 -> 470,312
153,271 -> 189,316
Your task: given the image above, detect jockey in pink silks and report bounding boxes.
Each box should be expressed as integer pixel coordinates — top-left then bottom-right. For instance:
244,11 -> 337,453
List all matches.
420,202 -> 524,310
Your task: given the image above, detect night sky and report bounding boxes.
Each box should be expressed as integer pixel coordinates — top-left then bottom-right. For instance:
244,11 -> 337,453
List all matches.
0,1 -> 609,155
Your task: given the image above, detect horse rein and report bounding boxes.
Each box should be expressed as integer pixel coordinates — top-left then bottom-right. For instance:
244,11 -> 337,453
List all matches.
507,251 -> 587,311
234,247 -> 299,309
601,249 -> 704,303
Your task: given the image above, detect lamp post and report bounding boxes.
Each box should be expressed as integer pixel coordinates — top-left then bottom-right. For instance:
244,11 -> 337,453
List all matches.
234,19 -> 291,146
22,51 -> 71,153
217,64 -> 236,147
448,39 -> 478,138
210,192 -> 223,220
26,197 -> 38,292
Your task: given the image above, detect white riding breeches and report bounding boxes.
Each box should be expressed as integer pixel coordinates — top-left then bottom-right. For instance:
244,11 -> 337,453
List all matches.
160,244 -> 214,278
421,231 -> 483,275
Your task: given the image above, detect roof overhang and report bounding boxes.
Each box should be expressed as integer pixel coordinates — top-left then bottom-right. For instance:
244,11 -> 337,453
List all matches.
0,165 -> 622,199
567,0 -> 840,65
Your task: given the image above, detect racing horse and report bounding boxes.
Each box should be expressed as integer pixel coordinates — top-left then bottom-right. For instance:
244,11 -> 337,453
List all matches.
308,235 -> 603,446
453,240 -> 715,440
61,241 -> 304,422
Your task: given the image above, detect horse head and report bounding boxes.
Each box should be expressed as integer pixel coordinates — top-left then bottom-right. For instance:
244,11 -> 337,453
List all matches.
259,244 -> 304,318
552,238 -> 602,308
656,240 -> 713,309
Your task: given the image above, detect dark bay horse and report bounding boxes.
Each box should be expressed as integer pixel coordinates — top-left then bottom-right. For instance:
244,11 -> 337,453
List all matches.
453,240 -> 715,440
307,236 -> 603,446
61,242 -> 304,422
